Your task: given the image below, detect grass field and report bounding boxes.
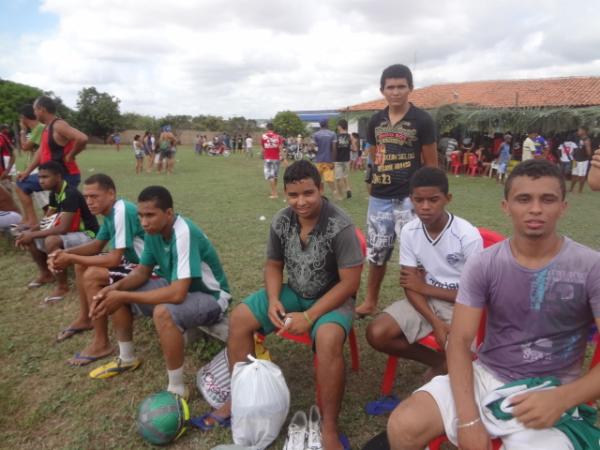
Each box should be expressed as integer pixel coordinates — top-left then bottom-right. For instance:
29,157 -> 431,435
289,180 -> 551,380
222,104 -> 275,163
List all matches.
1,145 -> 599,450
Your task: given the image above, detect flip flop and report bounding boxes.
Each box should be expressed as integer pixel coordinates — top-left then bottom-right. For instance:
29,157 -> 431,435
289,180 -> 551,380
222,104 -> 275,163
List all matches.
56,327 -> 93,343
42,295 -> 64,305
365,395 -> 401,416
67,351 -> 112,367
189,412 -> 231,431
27,280 -> 50,289
339,433 -> 351,450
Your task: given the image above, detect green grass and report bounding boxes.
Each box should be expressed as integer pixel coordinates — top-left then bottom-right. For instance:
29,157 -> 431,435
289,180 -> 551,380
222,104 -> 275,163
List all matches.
1,145 -> 599,449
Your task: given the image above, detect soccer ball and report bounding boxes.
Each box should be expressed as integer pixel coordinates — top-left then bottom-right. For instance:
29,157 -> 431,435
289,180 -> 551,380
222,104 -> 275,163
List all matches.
137,391 -> 190,445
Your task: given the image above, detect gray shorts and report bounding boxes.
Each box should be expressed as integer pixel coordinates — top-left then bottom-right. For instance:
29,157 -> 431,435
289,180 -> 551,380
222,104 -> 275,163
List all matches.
0,211 -> 22,229
334,162 -> 350,179
263,160 -> 280,180
34,231 -> 92,253
383,298 -> 454,344
130,278 -> 223,331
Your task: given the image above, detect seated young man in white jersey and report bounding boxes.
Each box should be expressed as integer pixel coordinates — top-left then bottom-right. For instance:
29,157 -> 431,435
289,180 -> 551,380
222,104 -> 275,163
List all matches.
88,186 -> 231,399
388,160 -> 600,450
366,166 -> 483,380
48,174 -> 145,367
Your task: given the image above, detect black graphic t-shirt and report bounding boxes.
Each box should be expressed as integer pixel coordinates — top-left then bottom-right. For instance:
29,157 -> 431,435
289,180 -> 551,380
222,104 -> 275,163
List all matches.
267,199 -> 364,300
335,132 -> 351,162
367,104 -> 436,199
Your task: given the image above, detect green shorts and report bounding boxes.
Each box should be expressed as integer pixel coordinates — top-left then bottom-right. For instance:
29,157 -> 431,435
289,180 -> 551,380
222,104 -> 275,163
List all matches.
243,284 -> 354,343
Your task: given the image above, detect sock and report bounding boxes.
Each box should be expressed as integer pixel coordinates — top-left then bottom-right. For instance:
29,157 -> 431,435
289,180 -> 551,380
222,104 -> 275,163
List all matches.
118,341 -> 136,363
167,366 -> 185,396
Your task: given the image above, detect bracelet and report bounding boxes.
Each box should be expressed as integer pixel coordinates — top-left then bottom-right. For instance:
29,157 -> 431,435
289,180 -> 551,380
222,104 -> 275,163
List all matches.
303,311 -> 313,325
457,417 -> 481,429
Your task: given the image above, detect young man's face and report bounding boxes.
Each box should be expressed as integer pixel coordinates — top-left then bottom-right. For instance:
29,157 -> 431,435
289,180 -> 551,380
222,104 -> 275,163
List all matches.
83,183 -> 116,216
577,127 -> 587,137
502,176 -> 567,239
38,169 -> 61,191
381,78 -> 412,108
410,186 -> 451,227
137,200 -> 173,235
284,178 -> 324,220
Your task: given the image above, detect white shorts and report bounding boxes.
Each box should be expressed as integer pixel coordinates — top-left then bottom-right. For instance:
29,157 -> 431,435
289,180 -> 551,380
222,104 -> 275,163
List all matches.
572,160 -> 589,177
416,362 -> 574,449
383,298 -> 453,344
34,232 -> 93,253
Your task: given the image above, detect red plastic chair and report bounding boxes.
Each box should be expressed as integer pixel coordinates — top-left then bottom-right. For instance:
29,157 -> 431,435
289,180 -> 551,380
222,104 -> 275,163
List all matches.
273,227 -> 367,406
450,152 -> 462,174
467,153 -> 480,176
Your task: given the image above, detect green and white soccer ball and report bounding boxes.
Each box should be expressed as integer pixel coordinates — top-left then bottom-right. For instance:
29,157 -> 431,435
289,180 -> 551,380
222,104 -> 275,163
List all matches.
137,391 -> 190,445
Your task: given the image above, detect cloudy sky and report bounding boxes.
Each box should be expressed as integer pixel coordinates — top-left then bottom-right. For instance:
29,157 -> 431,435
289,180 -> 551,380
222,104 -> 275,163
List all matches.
2,0 -> 600,119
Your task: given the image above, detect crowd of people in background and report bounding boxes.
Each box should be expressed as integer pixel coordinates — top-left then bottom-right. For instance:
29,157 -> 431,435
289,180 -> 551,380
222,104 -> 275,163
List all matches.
2,63 -> 600,450
439,126 -> 596,192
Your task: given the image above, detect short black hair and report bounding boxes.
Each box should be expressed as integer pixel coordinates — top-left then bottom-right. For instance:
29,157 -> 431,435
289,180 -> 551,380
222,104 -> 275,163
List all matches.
19,104 -> 36,120
38,161 -> 64,176
578,125 -> 589,133
266,122 -> 274,130
337,119 -> 348,130
138,185 -> 173,211
85,173 -> 116,192
504,159 -> 566,200
380,64 -> 413,90
34,96 -> 57,114
283,160 -> 321,188
409,167 -> 449,195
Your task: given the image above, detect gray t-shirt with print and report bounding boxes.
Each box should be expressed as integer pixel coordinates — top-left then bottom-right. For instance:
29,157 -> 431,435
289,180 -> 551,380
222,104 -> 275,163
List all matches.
267,199 -> 364,300
457,238 -> 600,384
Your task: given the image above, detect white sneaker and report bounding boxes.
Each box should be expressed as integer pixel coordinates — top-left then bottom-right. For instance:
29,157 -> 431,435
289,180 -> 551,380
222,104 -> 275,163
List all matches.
307,405 -> 323,450
283,410 -> 308,450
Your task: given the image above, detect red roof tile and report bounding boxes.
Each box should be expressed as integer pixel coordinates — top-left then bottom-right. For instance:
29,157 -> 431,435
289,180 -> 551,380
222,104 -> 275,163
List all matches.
344,77 -> 600,111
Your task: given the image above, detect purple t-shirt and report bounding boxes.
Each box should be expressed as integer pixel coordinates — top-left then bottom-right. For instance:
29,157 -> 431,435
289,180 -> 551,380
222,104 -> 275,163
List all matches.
457,238 -> 600,383
312,129 -> 337,163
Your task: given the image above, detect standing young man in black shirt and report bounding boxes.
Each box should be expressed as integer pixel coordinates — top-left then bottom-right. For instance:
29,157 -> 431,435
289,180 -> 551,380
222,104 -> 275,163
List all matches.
334,119 -> 352,199
355,64 -> 438,317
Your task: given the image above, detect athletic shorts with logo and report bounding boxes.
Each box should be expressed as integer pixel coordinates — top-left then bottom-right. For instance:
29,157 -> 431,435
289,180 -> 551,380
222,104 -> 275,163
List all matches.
130,277 -> 223,332
366,196 -> 414,265
264,159 -> 280,180
416,361 -> 573,449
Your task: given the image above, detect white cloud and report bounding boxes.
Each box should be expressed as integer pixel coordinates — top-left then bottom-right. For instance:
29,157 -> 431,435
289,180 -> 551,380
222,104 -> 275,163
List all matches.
2,0 -> 600,118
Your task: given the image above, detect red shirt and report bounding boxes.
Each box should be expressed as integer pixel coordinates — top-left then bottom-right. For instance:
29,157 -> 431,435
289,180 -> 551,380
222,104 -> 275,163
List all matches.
261,131 -> 282,160
0,133 -> 13,176
39,120 -> 80,175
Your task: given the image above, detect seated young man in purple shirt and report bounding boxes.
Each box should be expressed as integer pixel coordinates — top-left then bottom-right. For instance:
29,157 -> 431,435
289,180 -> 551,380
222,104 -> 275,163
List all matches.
387,159 -> 600,450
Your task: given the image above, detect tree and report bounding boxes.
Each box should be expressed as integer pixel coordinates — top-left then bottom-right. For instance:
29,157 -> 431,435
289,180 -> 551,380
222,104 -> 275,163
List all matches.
74,86 -> 121,139
120,112 -> 158,131
272,111 -> 306,137
0,79 -> 42,126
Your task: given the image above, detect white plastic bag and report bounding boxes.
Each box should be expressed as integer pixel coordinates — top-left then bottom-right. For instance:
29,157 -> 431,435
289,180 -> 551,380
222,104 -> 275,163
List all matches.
231,355 -> 290,450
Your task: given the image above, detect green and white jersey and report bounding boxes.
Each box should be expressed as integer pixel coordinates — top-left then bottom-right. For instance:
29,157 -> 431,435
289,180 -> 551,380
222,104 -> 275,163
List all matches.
140,215 -> 231,311
96,199 -> 145,263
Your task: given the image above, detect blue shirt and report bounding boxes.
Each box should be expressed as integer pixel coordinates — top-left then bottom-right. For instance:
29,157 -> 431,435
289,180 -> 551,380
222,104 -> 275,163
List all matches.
312,129 -> 337,163
498,143 -> 511,164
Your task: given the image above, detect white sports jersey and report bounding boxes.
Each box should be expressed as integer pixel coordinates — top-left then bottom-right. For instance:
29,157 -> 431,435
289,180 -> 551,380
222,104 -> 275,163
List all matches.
399,213 -> 482,297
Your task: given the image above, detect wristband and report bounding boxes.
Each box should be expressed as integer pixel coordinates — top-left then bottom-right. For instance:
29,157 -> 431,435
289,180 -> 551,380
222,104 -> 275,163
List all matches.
457,417 -> 481,429
303,311 -> 313,325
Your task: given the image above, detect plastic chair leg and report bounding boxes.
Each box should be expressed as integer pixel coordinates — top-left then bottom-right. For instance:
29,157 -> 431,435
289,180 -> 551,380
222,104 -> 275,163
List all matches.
349,328 -> 360,372
381,356 -> 398,396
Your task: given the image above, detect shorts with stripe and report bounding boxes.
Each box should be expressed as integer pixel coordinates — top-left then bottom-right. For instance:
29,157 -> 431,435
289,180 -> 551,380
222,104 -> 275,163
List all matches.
108,260 -> 138,284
